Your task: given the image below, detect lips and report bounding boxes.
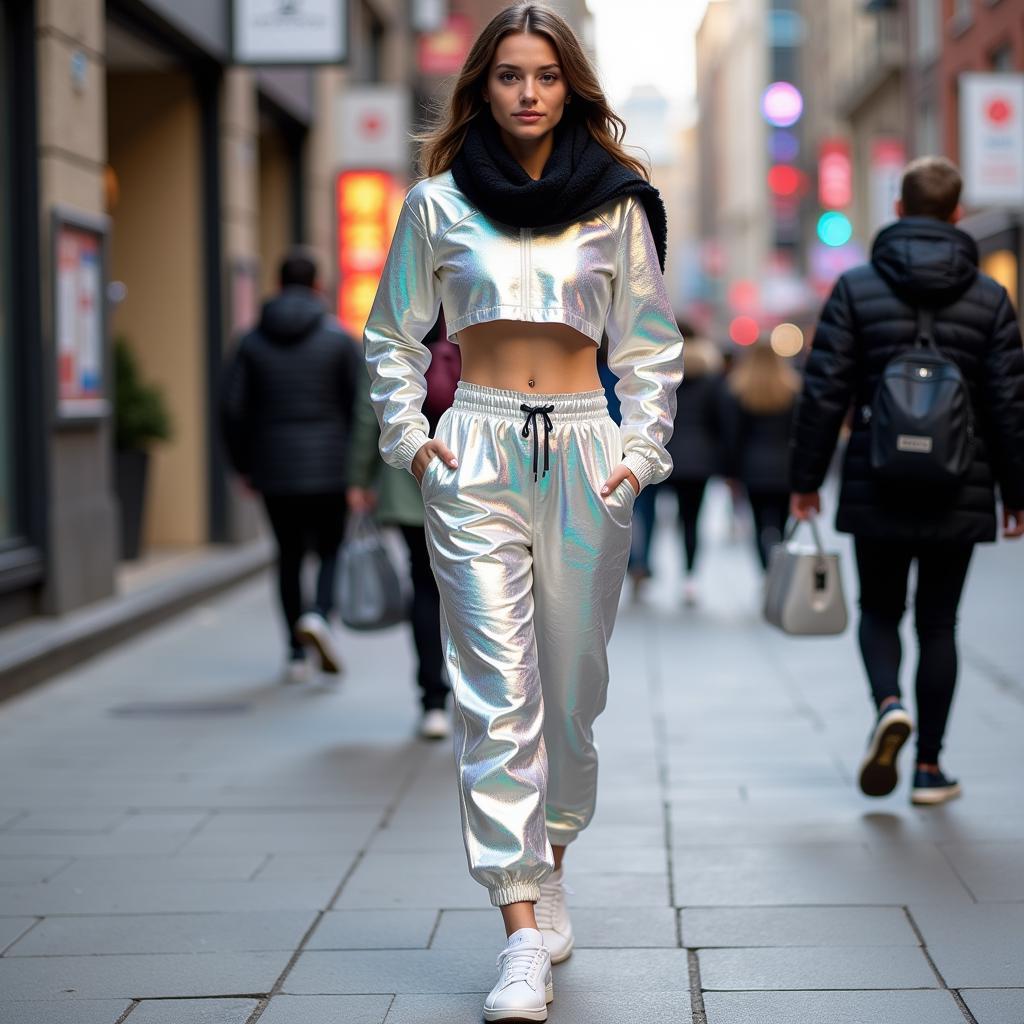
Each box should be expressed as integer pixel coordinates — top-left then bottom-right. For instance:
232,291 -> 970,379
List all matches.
513,112 -> 543,121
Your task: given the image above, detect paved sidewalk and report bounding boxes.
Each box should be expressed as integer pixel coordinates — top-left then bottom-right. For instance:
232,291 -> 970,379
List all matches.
0,486 -> 1021,1024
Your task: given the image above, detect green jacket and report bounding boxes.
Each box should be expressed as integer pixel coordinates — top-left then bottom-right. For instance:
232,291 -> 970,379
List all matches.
348,357 -> 426,527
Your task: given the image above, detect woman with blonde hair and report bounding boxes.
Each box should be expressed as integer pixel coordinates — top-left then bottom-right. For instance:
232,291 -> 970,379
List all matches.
363,3 -> 683,1019
722,342 -> 801,569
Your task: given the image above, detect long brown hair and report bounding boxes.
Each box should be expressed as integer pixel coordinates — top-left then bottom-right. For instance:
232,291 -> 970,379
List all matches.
728,343 -> 801,415
417,3 -> 649,181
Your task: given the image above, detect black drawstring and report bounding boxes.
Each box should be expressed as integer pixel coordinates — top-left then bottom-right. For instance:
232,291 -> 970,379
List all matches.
520,403 -> 555,481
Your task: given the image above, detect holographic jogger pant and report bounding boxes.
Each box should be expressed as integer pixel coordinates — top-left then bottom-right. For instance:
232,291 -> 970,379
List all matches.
420,382 -> 635,907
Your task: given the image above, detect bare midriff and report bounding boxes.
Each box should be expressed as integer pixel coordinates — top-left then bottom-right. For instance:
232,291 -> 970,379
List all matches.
455,320 -> 602,394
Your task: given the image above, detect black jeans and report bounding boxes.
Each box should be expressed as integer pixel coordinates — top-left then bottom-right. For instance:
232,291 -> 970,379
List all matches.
854,537 -> 974,764
263,493 -> 347,656
747,489 -> 790,570
400,525 -> 449,712
669,478 -> 709,573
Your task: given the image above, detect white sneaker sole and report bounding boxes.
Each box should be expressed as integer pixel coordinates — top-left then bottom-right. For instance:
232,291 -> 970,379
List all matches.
911,783 -> 962,806
295,616 -> 342,675
483,981 -> 554,1022
547,935 -> 574,965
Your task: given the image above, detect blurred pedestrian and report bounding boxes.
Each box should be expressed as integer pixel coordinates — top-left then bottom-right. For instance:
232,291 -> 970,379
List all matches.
362,6 -> 682,1019
347,319 -> 459,740
721,342 -> 800,570
665,328 -> 724,605
220,250 -> 362,683
791,156 -> 1024,806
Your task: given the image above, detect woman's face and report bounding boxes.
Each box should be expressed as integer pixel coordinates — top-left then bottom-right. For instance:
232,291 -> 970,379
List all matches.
483,32 -> 569,144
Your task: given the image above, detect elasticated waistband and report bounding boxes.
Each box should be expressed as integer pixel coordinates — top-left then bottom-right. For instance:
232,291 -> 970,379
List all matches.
453,381 -> 608,422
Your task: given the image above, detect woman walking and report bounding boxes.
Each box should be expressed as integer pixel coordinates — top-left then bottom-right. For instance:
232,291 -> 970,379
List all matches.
363,5 -> 683,1019
721,343 -> 800,569
664,331 -> 724,604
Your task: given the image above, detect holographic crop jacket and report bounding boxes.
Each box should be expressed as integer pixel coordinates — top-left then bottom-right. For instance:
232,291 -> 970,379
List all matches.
362,170 -> 684,490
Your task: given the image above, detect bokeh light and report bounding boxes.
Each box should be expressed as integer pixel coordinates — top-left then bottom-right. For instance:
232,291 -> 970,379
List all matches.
761,82 -> 803,127
729,316 -> 760,346
769,130 -> 800,162
767,165 -> 802,197
817,211 -> 853,247
770,322 -> 804,358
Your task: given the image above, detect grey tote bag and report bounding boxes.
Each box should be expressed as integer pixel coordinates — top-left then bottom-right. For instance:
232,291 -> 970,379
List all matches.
337,513 -> 408,632
763,514 -> 848,636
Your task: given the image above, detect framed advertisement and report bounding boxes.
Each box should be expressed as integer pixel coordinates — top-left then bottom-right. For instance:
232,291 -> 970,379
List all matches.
52,207 -> 109,424
232,0 -> 348,67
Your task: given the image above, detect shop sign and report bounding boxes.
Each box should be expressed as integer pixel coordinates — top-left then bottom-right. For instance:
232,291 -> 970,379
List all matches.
960,73 -> 1024,207
336,86 -> 410,172
53,208 -> 109,421
869,137 -> 905,234
417,13 -> 474,76
233,0 -> 347,66
335,170 -> 402,336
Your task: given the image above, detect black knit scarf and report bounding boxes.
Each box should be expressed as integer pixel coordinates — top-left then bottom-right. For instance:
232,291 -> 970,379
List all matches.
450,112 -> 667,271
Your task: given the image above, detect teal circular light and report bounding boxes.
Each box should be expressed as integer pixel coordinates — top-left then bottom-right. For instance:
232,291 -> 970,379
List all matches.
817,211 -> 852,247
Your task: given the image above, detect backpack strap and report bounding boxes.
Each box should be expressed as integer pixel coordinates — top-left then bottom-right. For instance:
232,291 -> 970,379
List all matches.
915,305 -> 936,350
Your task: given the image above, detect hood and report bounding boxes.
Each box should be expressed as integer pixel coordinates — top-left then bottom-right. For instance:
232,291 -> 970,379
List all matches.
870,217 -> 978,307
259,287 -> 326,343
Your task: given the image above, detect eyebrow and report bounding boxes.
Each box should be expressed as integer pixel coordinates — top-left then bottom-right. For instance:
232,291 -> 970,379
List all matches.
494,63 -> 561,71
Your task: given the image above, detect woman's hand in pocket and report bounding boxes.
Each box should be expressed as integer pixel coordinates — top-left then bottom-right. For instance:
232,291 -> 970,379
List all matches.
412,440 -> 458,484
601,465 -> 640,499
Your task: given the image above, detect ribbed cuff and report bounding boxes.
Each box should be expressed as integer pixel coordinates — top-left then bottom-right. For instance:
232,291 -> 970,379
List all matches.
393,429 -> 431,474
489,881 -> 541,907
621,450 -> 657,492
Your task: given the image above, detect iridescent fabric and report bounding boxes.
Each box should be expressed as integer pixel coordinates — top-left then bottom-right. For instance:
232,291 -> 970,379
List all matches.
421,383 -> 634,906
363,171 -> 684,491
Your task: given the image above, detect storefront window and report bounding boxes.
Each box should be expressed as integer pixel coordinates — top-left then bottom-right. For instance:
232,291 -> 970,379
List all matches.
981,250 -> 1019,312
0,7 -> 13,541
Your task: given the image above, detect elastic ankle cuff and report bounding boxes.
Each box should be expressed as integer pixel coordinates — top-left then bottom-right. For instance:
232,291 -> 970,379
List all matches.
489,882 -> 540,907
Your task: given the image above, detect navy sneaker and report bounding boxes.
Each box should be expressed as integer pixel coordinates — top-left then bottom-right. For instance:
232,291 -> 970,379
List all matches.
911,768 -> 962,806
858,702 -> 913,797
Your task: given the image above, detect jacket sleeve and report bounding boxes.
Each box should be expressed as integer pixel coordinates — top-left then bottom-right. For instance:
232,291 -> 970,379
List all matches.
790,274 -> 858,492
219,339 -> 251,477
605,197 -> 684,490
981,289 -> 1024,508
362,196 -> 442,472
347,351 -> 383,490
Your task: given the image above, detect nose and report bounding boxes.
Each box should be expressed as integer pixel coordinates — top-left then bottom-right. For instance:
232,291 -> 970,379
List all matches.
521,78 -> 537,103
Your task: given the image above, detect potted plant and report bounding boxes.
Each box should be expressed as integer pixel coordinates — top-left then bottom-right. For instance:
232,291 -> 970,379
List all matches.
113,337 -> 172,560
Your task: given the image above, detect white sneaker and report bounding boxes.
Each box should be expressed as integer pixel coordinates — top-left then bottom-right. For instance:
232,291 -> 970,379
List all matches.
419,708 -> 450,741
295,613 -> 343,675
283,654 -> 311,684
483,928 -> 552,1023
535,868 -> 574,964
683,578 -> 699,608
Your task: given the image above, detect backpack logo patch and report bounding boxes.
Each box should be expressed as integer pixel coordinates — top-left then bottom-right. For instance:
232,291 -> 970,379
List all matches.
896,434 -> 933,454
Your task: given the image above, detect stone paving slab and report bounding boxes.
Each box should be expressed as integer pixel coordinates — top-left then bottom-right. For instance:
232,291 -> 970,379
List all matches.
681,906 -> 919,947
0,857 -> 71,883
908,902 -> 1024,987
697,946 -> 938,990
125,999 -> 258,1024
382,990 -> 692,1023
0,951 -> 291,999
0,878 -> 338,916
260,995 -> 393,1024
6,910 -> 317,956
432,907 -> 679,949
960,988 -> 1024,1024
938,840 -> 1024,900
52,855 -> 267,884
0,920 -> 36,953
0,1001 -> 130,1024
306,909 -> 438,950
701,990 -> 966,1024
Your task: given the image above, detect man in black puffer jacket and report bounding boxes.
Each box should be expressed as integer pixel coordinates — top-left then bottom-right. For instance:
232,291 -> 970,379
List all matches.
790,157 -> 1024,807
221,251 -> 362,682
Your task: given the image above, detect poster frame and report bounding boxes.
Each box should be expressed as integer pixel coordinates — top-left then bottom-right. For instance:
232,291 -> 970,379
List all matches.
231,0 -> 349,68
51,205 -> 110,427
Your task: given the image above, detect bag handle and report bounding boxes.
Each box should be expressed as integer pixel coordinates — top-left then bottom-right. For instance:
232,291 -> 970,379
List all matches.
784,510 -> 826,556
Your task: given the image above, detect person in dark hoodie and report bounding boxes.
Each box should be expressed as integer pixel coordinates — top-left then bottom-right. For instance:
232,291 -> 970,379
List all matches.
221,250 -> 362,683
790,157 -> 1024,806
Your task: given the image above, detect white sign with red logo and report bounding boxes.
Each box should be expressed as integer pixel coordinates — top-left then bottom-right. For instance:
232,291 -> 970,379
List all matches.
336,86 -> 410,171
960,73 -> 1024,207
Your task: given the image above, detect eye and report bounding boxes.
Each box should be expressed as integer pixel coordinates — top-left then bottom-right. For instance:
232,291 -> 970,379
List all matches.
498,72 -> 518,83
540,74 -> 559,84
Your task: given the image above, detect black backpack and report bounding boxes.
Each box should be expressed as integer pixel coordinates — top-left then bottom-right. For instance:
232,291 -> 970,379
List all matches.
869,306 -> 974,485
